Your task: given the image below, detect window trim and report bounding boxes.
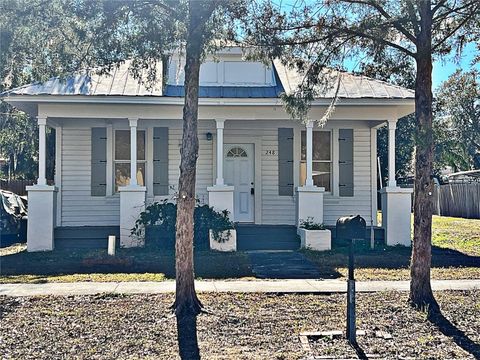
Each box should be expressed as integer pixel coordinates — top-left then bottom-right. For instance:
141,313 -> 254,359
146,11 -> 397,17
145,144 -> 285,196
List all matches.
300,129 -> 333,193
113,128 -> 147,192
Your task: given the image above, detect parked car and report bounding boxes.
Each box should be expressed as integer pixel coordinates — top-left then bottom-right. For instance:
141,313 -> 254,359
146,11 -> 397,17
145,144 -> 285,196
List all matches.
0,190 -> 28,246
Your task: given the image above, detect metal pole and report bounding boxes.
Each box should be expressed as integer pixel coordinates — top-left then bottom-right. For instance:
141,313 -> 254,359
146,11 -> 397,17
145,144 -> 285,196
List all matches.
347,239 -> 356,344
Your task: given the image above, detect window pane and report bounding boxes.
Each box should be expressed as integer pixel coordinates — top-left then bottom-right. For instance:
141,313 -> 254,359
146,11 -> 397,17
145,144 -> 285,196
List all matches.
313,132 -> 330,161
301,131 -> 331,161
312,162 -> 331,191
115,163 -> 130,189
115,130 -> 146,161
299,161 -> 331,192
115,130 -> 130,160
115,163 -> 145,191
137,131 -> 145,160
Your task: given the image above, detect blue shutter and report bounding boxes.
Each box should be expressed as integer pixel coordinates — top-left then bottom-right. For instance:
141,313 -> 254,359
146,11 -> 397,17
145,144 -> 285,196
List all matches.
153,127 -> 169,195
339,129 -> 354,197
278,128 -> 294,196
91,128 -> 107,196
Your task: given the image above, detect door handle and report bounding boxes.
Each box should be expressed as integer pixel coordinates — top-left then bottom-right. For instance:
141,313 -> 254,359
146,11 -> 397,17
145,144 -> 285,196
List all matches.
251,188 -> 255,195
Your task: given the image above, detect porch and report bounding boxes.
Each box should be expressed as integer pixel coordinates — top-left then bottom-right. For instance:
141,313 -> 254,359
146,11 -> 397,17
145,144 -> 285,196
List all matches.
26,112 -> 411,252
53,224 -> 385,251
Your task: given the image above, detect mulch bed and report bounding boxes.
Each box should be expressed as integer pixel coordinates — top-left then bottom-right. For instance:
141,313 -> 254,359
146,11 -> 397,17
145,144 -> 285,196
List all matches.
1,290 -> 479,359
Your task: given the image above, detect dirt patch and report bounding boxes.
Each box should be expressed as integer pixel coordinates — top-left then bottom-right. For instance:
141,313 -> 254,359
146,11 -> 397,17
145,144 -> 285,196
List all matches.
1,291 -> 479,359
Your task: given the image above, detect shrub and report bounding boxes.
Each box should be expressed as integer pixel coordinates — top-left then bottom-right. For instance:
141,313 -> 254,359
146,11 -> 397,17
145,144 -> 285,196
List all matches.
299,217 -> 326,230
131,200 -> 234,250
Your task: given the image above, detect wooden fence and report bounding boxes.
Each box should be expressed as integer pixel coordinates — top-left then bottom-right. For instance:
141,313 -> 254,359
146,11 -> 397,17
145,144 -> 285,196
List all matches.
433,183 -> 480,219
0,180 -> 36,196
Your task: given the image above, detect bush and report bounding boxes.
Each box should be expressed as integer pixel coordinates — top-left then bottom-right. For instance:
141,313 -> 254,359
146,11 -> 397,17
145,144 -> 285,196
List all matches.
131,200 -> 234,250
299,217 -> 326,230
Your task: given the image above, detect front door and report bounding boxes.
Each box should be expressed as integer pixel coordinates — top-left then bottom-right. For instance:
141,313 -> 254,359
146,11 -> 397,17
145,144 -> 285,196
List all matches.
224,144 -> 254,222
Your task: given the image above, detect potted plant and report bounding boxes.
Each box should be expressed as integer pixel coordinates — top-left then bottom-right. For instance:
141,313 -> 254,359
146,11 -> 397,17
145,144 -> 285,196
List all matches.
297,217 -> 331,251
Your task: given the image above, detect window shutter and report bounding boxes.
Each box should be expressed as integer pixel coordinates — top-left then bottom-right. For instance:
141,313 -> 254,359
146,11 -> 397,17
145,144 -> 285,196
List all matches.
278,128 -> 294,196
91,127 -> 107,196
339,129 -> 354,197
153,127 -> 169,195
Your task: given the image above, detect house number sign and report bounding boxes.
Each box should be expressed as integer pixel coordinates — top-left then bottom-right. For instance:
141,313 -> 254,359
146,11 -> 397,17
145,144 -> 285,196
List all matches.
264,149 -> 277,156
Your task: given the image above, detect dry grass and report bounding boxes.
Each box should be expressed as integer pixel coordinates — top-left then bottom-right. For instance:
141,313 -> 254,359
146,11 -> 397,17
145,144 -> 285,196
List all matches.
1,291 -> 479,359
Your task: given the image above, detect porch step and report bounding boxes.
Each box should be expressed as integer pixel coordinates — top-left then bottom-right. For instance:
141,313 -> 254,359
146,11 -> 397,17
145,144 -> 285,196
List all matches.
236,225 -> 299,251
54,226 -> 120,250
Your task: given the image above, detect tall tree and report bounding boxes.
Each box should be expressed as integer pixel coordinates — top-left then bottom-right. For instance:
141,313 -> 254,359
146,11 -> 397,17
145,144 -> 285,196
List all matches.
0,0 -> 242,323
435,70 -> 480,171
241,0 -> 479,311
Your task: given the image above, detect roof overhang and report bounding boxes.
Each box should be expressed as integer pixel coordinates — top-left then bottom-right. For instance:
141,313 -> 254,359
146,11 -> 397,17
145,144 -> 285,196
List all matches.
3,94 -> 415,115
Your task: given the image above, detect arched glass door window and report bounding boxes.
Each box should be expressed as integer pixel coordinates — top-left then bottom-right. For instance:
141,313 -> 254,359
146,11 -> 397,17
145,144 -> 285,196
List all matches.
226,147 -> 248,158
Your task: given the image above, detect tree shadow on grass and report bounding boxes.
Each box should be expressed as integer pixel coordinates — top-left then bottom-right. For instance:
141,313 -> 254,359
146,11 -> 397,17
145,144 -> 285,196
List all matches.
176,314 -> 200,360
428,311 -> 480,359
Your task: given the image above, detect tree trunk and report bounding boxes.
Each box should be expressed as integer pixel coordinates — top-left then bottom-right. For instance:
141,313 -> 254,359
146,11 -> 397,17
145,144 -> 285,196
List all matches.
174,0 -> 213,318
410,1 -> 439,313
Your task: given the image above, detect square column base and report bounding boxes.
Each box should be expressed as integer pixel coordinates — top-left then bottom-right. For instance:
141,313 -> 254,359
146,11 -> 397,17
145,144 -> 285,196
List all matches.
296,186 -> 325,227
26,185 -> 57,252
207,185 -> 234,221
119,186 -> 146,247
380,186 -> 413,247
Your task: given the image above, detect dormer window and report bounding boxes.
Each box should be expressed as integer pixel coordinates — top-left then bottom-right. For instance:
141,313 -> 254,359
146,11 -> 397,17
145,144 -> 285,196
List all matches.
168,60 -> 275,87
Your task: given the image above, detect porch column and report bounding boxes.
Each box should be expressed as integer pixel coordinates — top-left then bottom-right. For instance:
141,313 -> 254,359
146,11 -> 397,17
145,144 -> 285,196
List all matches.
119,117 -> 146,248
305,121 -> 314,187
215,119 -> 225,185
296,120 -> 325,228
207,118 -> 234,222
387,120 -> 396,187
37,116 -> 47,186
26,116 -> 57,251
129,117 -> 138,186
380,119 -> 413,247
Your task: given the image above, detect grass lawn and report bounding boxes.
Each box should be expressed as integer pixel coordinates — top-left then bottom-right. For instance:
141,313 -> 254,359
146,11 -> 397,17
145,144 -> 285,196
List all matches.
1,290 -> 479,359
304,215 -> 480,281
0,215 -> 478,283
0,245 -> 253,283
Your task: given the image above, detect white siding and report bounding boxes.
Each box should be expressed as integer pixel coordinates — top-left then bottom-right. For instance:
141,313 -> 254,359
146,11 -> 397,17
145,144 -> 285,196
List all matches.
61,128 -> 120,226
59,120 -> 373,227
162,125 -> 213,204
323,128 -> 373,225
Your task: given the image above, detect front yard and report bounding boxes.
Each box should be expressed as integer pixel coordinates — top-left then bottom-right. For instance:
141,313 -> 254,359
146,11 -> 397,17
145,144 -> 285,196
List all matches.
1,290 -> 479,359
0,215 -> 478,283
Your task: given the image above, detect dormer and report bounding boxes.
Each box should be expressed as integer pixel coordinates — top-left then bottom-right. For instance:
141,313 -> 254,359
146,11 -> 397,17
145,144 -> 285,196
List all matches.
167,48 -> 276,87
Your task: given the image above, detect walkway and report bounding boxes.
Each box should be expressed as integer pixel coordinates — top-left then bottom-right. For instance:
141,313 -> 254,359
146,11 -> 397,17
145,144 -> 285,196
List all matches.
247,251 -> 322,279
1,279 -> 478,297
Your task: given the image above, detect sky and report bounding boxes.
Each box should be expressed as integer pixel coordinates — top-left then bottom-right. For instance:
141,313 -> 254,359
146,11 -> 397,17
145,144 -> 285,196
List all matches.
431,42 -> 478,90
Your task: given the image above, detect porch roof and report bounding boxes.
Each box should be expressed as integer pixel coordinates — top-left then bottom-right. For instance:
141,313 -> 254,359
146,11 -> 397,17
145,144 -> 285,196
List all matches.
2,60 -> 414,100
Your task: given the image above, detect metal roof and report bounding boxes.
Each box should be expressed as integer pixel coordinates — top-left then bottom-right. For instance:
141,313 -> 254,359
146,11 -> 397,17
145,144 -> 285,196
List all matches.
2,59 -> 414,100
273,60 -> 414,99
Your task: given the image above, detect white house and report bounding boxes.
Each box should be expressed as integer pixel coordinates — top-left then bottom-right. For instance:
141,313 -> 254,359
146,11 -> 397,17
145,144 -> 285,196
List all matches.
1,47 -> 414,252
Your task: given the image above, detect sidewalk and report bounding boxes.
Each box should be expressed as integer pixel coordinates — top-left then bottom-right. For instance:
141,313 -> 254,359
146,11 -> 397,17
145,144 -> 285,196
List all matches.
1,279 -> 479,297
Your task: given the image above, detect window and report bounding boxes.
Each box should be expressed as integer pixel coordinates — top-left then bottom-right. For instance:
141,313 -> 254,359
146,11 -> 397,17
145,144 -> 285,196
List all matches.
114,130 -> 146,191
300,131 -> 332,191
226,147 -> 248,158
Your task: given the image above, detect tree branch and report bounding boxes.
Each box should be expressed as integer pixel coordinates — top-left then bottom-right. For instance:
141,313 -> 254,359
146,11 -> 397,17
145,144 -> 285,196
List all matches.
432,3 -> 480,51
340,0 -> 417,43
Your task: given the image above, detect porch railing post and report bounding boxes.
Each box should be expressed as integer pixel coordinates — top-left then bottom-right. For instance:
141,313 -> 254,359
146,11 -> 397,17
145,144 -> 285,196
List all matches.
37,116 -> 47,186
129,117 -> 139,187
306,120 -> 314,187
387,119 -> 397,187
215,119 -> 225,186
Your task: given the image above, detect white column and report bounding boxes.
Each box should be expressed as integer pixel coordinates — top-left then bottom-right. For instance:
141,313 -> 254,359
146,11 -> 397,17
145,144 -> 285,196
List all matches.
215,119 -> 225,186
129,117 -> 138,187
37,116 -> 47,186
387,120 -> 397,187
305,121 -> 314,187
